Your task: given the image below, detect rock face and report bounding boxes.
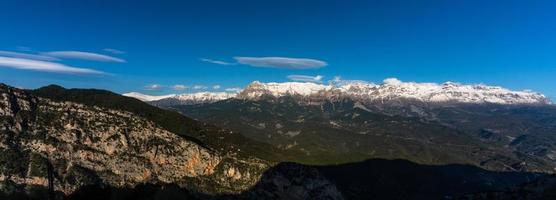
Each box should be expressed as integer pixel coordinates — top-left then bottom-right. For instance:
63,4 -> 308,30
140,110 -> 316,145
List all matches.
0,84 -> 223,194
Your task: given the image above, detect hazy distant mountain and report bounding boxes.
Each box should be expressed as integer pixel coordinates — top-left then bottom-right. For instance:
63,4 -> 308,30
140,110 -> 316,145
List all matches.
124,91 -> 236,106
150,92 -> 237,107
122,92 -> 176,101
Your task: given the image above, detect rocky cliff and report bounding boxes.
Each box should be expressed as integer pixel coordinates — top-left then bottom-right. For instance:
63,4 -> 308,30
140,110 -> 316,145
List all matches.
0,84 -> 342,199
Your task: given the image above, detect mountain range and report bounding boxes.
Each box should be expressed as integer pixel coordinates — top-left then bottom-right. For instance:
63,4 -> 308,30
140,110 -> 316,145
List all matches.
2,81 -> 556,199
128,80 -> 556,172
125,79 -> 551,106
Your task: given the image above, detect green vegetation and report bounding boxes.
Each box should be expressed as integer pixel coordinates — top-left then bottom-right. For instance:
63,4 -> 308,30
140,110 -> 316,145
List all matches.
176,97 -> 556,170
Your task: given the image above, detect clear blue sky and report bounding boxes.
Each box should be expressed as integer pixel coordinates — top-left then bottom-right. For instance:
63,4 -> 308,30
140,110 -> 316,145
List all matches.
0,0 -> 555,98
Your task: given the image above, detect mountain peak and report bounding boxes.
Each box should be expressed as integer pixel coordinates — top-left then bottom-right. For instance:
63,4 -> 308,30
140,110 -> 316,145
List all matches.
239,81 -> 332,98
36,84 -> 66,91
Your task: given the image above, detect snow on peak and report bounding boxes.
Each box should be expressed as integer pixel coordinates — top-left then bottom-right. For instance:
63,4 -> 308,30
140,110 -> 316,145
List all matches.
123,92 -> 176,102
123,79 -> 551,105
238,81 -> 332,98
173,91 -> 236,102
237,79 -> 551,105
124,91 -> 236,104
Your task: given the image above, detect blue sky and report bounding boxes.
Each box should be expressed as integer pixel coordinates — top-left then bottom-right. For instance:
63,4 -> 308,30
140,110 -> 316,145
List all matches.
0,0 -> 555,98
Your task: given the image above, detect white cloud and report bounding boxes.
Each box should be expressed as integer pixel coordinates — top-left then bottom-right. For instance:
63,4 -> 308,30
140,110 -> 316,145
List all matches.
192,85 -> 207,90
172,84 -> 188,90
234,57 -> 327,69
200,58 -> 235,65
0,51 -> 59,61
287,75 -> 324,83
145,84 -> 163,90
42,51 -> 126,63
213,85 -> 221,89
225,87 -> 242,92
103,48 -> 125,54
383,78 -> 402,85
0,56 -> 104,74
331,76 -> 370,86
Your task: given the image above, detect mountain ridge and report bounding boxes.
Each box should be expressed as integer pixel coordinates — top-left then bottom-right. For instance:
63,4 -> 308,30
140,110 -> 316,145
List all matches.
1,83 -> 345,199
124,79 -> 552,106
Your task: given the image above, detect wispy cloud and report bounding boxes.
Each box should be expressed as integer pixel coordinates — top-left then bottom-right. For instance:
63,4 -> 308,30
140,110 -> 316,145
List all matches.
225,87 -> 242,92
145,84 -> 163,90
42,51 -> 126,63
0,56 -> 104,74
103,48 -> 125,54
213,85 -> 221,89
172,84 -> 188,90
200,58 -> 235,65
234,57 -> 327,69
287,75 -> 324,83
192,85 -> 207,90
0,51 -> 59,61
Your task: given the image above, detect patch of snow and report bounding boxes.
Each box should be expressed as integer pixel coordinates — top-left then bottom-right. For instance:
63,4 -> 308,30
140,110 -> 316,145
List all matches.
285,131 -> 301,137
353,101 -> 371,112
173,92 -> 236,102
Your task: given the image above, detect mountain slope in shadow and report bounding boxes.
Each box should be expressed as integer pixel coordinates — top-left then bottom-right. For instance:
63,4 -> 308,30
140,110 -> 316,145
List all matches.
225,159 -> 544,200
314,159 -> 542,199
4,159 -> 545,200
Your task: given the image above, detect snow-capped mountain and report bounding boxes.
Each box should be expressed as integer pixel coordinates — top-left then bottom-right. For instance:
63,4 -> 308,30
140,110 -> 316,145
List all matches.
238,78 -> 551,105
124,78 -> 551,105
122,92 -> 176,101
171,92 -> 236,104
237,81 -> 332,98
125,91 -> 237,106
332,78 -> 551,104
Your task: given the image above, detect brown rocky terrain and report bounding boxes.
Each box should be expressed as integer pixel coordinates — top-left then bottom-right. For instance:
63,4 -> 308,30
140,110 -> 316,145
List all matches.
0,83 -> 342,199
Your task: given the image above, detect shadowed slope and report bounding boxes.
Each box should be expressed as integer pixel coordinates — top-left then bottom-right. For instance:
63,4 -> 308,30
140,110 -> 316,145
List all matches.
2,159 -> 548,200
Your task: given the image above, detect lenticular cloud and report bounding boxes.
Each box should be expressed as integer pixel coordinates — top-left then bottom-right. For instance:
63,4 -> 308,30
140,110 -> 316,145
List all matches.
43,51 -> 126,63
0,56 -> 104,74
234,57 -> 327,69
